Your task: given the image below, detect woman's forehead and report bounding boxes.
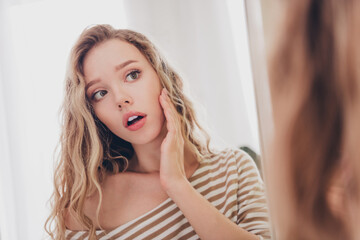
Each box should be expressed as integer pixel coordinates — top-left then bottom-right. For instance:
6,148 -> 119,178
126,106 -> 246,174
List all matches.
85,39 -> 143,64
83,39 -> 147,79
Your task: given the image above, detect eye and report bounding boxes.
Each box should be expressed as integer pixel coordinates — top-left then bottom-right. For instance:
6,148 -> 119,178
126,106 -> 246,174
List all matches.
126,70 -> 141,82
92,90 -> 107,101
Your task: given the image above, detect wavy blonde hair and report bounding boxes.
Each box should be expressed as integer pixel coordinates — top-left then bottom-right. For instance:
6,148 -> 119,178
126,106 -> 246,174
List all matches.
45,24 -> 214,240
269,0 -> 360,239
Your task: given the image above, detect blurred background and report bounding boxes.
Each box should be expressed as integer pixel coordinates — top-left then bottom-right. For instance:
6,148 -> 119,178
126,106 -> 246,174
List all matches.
0,0 -> 270,239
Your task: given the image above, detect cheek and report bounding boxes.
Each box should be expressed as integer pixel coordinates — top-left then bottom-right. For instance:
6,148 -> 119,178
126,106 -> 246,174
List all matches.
93,105 -> 114,127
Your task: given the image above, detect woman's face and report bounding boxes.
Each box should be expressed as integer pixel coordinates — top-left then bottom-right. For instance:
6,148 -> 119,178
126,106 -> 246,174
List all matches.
83,39 -> 165,145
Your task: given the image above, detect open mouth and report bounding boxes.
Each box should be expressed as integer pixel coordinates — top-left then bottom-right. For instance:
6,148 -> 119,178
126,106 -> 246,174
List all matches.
127,115 -> 144,126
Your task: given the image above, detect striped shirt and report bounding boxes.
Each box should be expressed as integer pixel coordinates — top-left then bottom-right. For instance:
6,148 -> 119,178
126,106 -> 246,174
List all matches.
66,148 -> 271,239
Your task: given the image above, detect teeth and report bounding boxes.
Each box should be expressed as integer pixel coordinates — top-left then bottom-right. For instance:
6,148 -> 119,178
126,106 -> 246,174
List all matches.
128,115 -> 139,122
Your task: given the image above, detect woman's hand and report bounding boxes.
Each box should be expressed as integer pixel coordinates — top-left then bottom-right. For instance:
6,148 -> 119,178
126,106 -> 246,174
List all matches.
159,88 -> 187,192
158,89 -> 262,240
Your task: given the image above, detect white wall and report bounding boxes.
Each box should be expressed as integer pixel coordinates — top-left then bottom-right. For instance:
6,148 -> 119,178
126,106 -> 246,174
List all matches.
0,1 -> 260,239
1,1 -> 127,239
122,0 -> 259,150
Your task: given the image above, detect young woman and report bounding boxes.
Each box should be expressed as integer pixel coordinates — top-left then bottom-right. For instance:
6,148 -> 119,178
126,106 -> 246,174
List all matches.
45,24 -> 270,240
267,0 -> 360,239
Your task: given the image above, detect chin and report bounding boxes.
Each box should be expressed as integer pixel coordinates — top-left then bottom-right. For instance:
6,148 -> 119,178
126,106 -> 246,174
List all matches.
131,124 -> 165,145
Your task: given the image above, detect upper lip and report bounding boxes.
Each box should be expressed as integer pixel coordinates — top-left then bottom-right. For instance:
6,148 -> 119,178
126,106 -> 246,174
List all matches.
122,111 -> 147,128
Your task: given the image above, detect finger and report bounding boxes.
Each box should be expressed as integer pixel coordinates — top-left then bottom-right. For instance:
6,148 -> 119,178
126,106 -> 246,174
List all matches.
160,89 -> 176,121
160,89 -> 181,134
161,89 -> 177,114
160,92 -> 176,133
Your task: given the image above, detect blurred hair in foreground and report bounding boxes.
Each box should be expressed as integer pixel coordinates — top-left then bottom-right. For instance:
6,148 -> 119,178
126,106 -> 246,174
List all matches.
267,0 -> 360,239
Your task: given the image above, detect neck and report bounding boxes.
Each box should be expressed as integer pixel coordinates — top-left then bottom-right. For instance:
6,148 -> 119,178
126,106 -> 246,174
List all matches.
128,125 -> 198,176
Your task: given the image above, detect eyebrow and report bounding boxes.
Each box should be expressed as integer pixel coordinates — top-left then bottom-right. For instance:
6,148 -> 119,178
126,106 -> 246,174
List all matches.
115,60 -> 137,71
85,60 -> 138,91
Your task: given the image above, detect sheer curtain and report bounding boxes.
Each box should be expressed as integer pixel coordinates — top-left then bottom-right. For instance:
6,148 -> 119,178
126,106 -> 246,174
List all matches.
1,1 -> 19,239
0,1 -> 260,239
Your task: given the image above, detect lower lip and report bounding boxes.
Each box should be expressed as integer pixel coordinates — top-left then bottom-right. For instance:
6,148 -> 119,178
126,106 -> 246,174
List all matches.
127,117 -> 147,131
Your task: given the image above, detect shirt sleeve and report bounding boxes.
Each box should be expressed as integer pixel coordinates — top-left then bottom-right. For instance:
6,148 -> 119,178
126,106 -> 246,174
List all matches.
234,149 -> 272,240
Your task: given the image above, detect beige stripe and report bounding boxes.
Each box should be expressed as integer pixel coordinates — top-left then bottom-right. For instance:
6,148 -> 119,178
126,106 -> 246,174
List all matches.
239,166 -> 257,176
194,168 -> 237,192
162,222 -> 191,240
207,180 -> 237,203
241,216 -> 269,224
66,232 -> 87,240
238,170 -> 259,180
228,207 -> 238,221
190,153 -> 236,182
203,176 -> 237,202
240,221 -> 268,231
77,232 -> 89,240
238,179 -> 261,190
189,169 -> 210,185
222,198 -> 237,216
238,192 -> 266,203
208,154 -> 236,172
198,180 -> 236,207
66,231 -> 77,240
236,153 -> 252,164
95,231 -> 107,239
238,206 -> 268,223
188,162 -> 210,182
208,150 -> 234,163
178,230 -> 198,240
141,214 -> 186,240
237,186 -> 262,199
237,158 -> 254,170
122,207 -> 181,240
105,235 -> 118,240
107,200 -> 174,238
238,178 -> 261,193
213,188 -> 238,210
252,230 -> 272,239
239,198 -> 268,207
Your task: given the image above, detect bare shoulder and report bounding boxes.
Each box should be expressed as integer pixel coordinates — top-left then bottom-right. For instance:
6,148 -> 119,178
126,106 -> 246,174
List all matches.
64,173 -> 129,230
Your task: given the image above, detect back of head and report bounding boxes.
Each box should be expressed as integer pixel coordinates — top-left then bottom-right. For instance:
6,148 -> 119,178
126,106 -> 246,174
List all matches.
268,0 -> 360,239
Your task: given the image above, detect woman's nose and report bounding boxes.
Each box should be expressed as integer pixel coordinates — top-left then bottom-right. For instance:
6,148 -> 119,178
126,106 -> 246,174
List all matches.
114,88 -> 133,109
